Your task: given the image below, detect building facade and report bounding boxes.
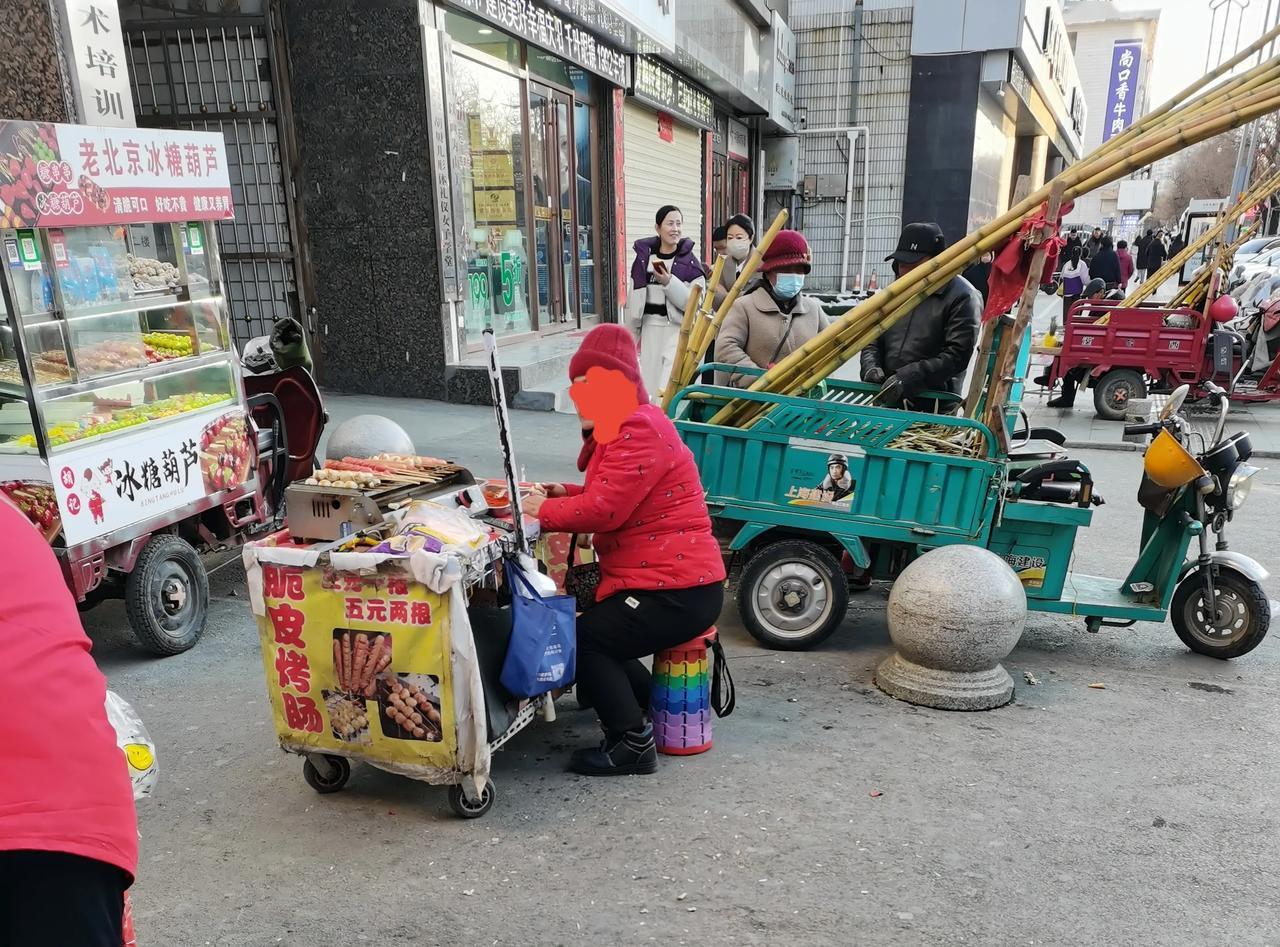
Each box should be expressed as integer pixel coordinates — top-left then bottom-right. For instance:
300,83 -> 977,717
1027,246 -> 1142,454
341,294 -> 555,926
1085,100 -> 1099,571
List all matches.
1061,0 -> 1160,232
778,0 -> 1086,291
11,0 -> 790,406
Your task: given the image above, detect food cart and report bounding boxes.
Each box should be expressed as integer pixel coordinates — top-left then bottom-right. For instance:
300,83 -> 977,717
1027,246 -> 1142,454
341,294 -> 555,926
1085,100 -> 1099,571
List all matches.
244,462 -> 560,819
0,120 -> 265,654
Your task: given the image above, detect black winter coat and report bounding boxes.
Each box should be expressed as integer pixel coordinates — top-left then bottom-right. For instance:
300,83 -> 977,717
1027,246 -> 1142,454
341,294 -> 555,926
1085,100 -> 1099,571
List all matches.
861,276 -> 981,398
1090,248 -> 1123,286
1143,238 -> 1168,271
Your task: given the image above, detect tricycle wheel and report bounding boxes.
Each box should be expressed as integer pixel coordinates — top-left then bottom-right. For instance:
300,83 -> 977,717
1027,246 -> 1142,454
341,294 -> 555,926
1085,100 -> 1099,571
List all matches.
449,781 -> 496,819
124,534 -> 209,656
738,540 -> 847,650
302,754 -> 351,793
1171,568 -> 1271,659
1093,369 -> 1147,421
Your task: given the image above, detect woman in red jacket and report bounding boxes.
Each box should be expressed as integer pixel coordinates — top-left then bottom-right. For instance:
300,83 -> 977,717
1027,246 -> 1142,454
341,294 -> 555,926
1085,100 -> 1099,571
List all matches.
0,495 -> 138,945
522,324 -> 725,776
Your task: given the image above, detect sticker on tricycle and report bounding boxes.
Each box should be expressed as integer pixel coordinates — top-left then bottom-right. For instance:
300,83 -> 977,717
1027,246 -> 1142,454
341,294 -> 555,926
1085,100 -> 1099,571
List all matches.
784,448 -> 857,510
1001,553 -> 1047,589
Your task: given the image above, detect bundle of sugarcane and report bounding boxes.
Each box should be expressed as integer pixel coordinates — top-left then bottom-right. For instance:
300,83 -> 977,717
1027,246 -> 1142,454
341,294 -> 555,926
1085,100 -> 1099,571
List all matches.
885,423 -> 983,458
1169,217 -> 1261,308
659,209 -> 790,408
708,23 -> 1280,430
1122,168 -> 1280,309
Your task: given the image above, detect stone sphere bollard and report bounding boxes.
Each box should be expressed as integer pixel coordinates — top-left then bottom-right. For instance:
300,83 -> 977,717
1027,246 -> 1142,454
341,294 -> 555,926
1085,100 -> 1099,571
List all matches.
326,415 -> 415,460
875,545 -> 1027,710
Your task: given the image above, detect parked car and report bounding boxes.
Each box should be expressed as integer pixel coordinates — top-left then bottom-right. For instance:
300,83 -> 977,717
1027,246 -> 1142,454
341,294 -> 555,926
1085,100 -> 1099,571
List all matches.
1232,247 -> 1280,287
1233,235 -> 1280,265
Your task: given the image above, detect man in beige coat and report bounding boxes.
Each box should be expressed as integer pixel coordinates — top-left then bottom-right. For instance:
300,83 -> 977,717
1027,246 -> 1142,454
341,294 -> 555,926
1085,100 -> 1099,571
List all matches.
714,230 -> 828,388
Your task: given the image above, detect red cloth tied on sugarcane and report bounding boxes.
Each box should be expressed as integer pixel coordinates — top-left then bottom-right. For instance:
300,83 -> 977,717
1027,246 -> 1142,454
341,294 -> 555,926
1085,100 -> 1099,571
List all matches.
983,199 -> 1074,322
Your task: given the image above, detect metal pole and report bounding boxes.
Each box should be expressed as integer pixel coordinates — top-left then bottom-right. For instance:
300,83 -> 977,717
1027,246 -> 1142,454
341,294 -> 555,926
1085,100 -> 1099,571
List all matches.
861,128 -> 870,291
793,125 -> 871,293
840,131 -> 857,292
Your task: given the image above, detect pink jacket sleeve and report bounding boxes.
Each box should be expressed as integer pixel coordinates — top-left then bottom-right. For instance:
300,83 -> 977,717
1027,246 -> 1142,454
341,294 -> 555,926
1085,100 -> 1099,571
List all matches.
538,417 -> 667,534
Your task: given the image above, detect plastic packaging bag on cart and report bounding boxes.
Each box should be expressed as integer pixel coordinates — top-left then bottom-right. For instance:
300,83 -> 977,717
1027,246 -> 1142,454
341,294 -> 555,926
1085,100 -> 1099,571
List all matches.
380,501 -> 488,554
105,690 -> 157,800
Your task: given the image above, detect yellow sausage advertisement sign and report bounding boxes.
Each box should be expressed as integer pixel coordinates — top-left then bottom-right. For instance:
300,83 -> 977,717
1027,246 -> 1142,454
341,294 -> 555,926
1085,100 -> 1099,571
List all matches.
256,561 -> 457,768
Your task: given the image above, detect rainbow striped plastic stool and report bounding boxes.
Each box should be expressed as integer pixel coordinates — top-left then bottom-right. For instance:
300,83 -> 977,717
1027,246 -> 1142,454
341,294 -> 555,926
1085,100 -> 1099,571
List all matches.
651,628 -> 716,756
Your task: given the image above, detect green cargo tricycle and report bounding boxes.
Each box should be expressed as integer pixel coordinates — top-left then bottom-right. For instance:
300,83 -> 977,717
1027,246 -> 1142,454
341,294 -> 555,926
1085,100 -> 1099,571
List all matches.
669,343 -> 1272,660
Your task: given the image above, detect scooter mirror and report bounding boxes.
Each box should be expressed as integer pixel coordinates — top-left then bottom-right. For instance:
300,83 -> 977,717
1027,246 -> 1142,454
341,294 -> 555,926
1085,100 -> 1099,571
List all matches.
1161,385 -> 1190,421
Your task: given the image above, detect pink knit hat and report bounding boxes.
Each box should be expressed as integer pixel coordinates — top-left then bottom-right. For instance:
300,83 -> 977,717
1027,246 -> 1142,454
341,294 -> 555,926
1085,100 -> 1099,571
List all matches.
568,324 -> 649,402
759,230 -> 812,273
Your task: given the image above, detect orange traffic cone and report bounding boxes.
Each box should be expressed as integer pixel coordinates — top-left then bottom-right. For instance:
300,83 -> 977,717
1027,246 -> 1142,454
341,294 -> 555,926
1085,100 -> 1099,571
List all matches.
868,270 -> 879,291
852,272 -> 862,293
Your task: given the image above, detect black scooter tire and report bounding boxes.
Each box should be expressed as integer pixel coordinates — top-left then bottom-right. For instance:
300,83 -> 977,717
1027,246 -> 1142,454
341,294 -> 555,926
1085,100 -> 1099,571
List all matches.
1171,568 -> 1271,659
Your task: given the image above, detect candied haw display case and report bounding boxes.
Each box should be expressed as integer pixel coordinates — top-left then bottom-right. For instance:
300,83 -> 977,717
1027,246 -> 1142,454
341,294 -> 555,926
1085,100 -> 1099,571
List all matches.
0,120 -> 266,656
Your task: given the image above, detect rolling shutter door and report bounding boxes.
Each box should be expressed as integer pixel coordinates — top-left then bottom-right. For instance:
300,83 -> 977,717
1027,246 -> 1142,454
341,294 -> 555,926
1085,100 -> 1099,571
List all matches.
622,100 -> 705,283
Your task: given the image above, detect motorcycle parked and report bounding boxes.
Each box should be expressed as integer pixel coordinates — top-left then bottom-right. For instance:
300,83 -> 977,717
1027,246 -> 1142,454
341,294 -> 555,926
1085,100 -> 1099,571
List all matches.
240,317 -> 327,519
1123,382 -> 1271,658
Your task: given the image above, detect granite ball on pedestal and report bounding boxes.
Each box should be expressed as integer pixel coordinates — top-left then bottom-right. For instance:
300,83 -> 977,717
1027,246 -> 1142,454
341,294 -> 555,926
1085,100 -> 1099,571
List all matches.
325,415 -> 415,460
875,545 -> 1027,711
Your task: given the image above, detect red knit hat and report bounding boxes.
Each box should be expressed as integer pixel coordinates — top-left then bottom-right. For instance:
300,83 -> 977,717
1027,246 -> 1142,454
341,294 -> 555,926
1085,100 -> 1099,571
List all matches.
568,324 -> 649,402
760,229 -> 812,273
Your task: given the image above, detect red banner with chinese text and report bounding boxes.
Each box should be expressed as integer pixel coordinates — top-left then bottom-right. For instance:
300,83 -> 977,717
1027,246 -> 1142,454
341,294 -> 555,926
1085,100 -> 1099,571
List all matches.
0,120 -> 234,229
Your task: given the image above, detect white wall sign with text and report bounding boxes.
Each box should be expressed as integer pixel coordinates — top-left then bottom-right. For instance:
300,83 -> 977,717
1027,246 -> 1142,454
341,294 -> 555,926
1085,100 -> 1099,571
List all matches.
55,0 -> 137,127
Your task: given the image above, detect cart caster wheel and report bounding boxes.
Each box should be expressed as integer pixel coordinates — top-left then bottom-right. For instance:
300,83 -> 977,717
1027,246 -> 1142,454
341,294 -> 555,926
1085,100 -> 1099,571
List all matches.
449,781 -> 496,819
302,755 -> 350,794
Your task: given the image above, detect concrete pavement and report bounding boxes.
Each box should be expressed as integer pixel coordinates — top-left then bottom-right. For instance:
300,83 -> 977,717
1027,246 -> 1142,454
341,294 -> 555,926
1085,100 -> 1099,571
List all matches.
81,390 -> 1280,946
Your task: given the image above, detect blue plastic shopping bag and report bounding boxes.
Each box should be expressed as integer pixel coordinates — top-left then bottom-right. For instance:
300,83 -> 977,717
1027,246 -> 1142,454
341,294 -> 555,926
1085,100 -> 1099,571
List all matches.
500,564 -> 577,697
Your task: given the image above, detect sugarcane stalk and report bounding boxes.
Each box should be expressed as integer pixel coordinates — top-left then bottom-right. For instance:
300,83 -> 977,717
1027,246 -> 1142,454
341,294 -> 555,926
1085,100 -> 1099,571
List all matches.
1124,167 -> 1280,307
711,66 -> 1280,427
659,282 -> 703,409
792,88 -> 1280,376
671,257 -> 721,392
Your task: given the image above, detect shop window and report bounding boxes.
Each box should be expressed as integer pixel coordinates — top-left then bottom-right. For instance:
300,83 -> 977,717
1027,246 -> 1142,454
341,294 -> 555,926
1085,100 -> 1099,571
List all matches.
445,10 -> 520,67
453,54 -> 532,342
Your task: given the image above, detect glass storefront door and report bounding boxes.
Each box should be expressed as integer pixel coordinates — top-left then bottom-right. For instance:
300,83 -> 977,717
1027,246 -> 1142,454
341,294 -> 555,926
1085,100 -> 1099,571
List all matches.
453,53 -> 533,345
446,10 -> 601,351
529,83 -> 578,334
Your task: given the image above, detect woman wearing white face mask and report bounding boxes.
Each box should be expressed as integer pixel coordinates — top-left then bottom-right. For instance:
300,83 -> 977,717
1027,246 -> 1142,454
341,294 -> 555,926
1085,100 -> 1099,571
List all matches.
714,229 -> 828,388
712,214 -> 756,309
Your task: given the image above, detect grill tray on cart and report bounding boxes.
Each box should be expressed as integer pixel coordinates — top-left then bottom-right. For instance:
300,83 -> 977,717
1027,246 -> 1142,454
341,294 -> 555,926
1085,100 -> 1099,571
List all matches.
285,464 -> 474,542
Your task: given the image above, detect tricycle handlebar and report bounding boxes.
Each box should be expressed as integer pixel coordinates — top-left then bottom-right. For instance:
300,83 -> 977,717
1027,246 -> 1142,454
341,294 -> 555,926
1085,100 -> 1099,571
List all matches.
1123,422 -> 1161,436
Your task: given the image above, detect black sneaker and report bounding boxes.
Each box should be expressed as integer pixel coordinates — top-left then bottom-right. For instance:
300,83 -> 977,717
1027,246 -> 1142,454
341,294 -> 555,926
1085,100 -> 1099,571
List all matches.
569,724 -> 658,776
1046,396 -> 1075,409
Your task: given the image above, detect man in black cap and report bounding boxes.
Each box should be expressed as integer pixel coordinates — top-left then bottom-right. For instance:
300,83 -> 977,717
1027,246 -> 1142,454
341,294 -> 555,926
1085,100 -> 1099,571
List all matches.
861,222 -> 981,412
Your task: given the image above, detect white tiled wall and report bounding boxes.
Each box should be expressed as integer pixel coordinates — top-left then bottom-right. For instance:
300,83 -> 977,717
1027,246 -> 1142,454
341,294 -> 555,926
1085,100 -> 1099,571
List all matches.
791,2 -> 913,292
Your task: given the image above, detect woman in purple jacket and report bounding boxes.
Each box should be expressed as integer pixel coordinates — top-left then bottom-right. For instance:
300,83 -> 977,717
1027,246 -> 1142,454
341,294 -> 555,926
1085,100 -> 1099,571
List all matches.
624,205 -> 707,401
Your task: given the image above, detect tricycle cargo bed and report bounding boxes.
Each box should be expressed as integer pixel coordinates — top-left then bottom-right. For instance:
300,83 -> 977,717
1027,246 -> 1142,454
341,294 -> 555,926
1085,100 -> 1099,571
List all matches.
674,386 -> 1002,544
1056,301 -> 1210,380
